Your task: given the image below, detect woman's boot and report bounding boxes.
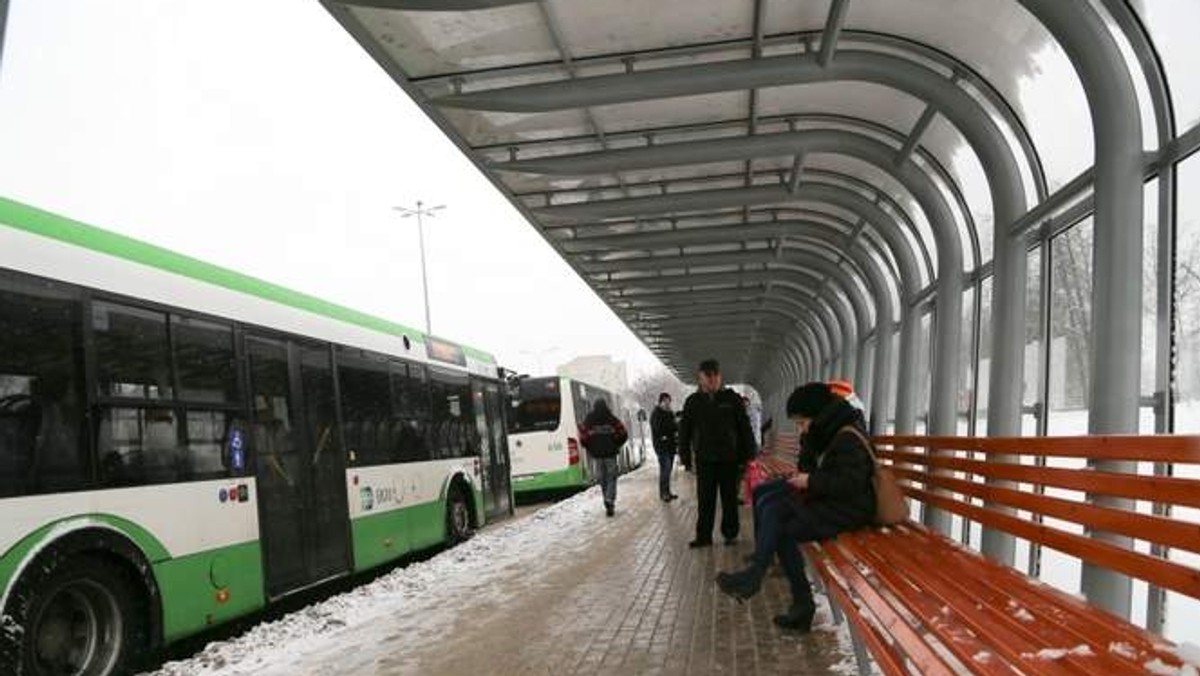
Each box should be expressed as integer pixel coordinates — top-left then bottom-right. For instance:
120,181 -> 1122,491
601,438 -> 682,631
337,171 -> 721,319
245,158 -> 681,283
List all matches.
715,568 -> 763,601
774,596 -> 816,631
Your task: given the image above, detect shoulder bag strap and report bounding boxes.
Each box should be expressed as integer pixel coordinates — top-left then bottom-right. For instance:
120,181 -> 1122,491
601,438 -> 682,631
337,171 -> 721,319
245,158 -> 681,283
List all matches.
837,425 -> 877,462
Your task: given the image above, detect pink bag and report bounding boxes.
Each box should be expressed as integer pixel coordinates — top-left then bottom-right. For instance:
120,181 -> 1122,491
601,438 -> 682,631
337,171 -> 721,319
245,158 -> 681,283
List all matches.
743,460 -> 769,502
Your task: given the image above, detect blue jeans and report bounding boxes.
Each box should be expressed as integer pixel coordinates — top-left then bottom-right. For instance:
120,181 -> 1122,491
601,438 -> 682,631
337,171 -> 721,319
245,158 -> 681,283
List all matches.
753,499 -> 811,605
597,457 -> 619,505
749,498 -> 837,606
752,478 -> 791,538
656,451 -> 675,497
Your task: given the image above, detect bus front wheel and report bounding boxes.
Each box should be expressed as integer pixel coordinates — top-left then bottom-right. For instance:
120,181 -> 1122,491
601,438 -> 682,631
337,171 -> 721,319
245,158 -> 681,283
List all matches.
3,554 -> 150,676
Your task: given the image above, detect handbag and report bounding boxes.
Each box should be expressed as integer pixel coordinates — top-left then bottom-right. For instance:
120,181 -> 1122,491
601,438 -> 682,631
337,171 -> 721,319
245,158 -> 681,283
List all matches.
743,459 -> 767,502
839,426 -> 909,526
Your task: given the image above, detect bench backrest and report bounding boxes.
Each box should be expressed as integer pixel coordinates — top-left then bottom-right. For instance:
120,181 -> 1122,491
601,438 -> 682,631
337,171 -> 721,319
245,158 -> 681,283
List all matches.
859,435 -> 1200,602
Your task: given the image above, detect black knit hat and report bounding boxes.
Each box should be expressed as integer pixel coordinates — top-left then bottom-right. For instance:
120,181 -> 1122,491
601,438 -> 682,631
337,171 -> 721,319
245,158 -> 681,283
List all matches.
786,382 -> 837,418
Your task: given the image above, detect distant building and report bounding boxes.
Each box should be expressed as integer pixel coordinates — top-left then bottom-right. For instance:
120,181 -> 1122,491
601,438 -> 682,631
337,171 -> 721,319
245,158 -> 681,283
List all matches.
557,355 -> 628,397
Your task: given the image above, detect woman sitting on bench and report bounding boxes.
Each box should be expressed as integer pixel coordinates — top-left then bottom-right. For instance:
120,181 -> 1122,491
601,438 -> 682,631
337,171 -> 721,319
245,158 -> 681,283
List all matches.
716,381 -> 876,631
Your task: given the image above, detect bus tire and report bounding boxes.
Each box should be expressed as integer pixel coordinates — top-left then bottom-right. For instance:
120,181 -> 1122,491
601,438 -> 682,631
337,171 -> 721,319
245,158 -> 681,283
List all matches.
445,485 -> 475,545
1,553 -> 150,676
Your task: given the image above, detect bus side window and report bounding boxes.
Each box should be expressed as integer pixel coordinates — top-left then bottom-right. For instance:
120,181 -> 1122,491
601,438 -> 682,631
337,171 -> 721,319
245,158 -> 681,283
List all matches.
0,277 -> 88,498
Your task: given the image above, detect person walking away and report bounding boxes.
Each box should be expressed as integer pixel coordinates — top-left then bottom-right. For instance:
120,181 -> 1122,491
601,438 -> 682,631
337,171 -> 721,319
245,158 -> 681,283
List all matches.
678,359 -> 756,547
716,382 -> 876,631
579,398 -> 628,517
650,392 -> 679,502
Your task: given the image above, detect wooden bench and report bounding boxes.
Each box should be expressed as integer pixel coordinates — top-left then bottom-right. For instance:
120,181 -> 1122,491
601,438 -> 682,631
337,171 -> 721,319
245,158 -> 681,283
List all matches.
759,432 -> 1200,675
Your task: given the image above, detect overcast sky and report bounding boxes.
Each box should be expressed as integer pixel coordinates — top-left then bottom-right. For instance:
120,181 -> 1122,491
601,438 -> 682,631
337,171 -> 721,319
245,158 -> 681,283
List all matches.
0,0 -> 666,382
0,1 -> 1196,387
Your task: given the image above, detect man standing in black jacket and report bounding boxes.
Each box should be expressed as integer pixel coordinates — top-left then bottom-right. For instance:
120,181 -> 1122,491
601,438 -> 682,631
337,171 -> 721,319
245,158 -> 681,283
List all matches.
678,359 -> 756,548
650,392 -> 679,502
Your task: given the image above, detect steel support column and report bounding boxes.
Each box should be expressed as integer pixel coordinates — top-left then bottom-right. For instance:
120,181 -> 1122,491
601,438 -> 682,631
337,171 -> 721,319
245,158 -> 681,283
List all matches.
1022,0 -> 1144,620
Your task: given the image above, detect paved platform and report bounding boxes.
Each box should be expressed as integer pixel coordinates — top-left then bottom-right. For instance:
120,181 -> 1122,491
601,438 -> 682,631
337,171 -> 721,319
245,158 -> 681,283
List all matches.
376,465 -> 853,675
153,464 -> 856,676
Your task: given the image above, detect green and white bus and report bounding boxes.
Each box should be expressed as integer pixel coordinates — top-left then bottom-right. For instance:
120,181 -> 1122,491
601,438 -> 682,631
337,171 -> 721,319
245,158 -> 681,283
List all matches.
506,375 -> 644,495
0,197 -> 513,675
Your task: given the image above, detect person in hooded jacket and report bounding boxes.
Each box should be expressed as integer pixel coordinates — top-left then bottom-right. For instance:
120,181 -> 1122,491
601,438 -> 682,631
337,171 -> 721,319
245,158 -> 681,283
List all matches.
650,392 -> 679,502
578,398 -> 628,517
716,382 -> 876,631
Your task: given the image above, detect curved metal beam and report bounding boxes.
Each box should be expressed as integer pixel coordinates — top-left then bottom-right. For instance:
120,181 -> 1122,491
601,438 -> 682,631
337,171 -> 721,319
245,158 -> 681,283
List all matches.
551,179 -> 922,430
584,219 -> 878,373
525,126 -> 963,438
341,0 -> 528,8
434,43 -> 1028,439
606,234 -> 896,422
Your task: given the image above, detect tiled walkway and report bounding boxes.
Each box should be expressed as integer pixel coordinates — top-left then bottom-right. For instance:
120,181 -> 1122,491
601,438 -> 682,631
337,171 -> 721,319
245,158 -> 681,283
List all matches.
358,465 -> 855,675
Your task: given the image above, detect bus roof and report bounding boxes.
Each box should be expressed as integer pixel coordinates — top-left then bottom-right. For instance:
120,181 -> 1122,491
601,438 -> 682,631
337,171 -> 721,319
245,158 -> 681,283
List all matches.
0,196 -> 496,365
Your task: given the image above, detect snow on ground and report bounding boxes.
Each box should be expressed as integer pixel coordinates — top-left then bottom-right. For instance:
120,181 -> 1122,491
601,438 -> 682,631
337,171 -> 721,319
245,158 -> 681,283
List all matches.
145,487 -> 609,676
145,470 -> 861,675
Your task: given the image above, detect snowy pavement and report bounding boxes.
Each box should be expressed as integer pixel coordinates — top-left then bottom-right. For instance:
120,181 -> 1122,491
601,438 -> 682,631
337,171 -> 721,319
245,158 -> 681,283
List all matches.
146,464 -> 858,675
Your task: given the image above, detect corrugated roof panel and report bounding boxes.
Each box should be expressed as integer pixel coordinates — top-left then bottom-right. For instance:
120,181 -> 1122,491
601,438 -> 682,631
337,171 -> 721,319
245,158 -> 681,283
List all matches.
545,0 -> 754,59
349,4 -> 559,77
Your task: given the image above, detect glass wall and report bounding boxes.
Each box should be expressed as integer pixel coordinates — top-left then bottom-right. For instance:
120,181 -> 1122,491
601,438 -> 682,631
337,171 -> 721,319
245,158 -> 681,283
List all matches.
1038,218 -> 1094,597
1177,156 -> 1200,433
974,275 -> 993,436
956,285 -> 976,436
885,329 -> 900,433
1166,153 -> 1200,646
1133,1 -> 1200,131
1047,219 -> 1093,435
1141,180 -> 1159,433
915,308 -> 933,434
1023,246 -> 1044,436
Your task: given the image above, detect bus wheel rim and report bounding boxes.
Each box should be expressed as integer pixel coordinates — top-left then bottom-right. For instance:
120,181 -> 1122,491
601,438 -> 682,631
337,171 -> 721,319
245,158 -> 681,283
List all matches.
452,498 -> 471,536
33,580 -> 123,676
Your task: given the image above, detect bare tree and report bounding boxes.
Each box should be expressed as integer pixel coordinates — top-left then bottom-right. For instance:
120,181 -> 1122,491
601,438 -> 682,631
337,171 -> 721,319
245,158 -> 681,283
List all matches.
628,368 -> 688,416
1051,223 -> 1093,408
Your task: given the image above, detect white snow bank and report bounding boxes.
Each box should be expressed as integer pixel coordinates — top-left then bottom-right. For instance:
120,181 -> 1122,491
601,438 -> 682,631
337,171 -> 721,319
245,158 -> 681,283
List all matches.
145,486 -> 610,676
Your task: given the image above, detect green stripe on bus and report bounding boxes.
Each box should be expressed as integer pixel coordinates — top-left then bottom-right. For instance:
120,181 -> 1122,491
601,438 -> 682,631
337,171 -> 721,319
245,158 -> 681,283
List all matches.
0,197 -> 423,343
154,540 -> 265,642
351,499 -> 449,571
511,465 -> 589,494
0,514 -> 173,600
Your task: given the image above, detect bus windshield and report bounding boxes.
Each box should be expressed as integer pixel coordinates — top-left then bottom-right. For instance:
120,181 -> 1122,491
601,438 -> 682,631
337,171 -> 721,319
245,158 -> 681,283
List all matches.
508,377 -> 562,433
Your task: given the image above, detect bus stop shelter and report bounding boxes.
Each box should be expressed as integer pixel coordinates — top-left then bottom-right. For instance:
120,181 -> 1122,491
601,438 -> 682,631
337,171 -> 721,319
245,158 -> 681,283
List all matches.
320,0 -> 1200,628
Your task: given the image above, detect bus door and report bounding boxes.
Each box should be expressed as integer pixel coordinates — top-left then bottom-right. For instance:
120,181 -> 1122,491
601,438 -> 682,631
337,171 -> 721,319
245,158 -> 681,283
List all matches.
472,378 -> 512,518
247,335 -> 351,598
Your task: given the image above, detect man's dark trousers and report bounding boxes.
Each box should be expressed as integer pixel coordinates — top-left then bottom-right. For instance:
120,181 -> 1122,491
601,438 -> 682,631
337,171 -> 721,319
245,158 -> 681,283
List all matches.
695,461 -> 740,542
656,451 -> 675,497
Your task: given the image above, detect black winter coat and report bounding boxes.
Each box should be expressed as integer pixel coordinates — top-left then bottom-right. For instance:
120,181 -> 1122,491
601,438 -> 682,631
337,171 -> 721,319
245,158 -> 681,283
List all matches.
579,410 -> 628,459
650,407 -> 678,455
678,388 -> 755,467
794,398 -> 877,532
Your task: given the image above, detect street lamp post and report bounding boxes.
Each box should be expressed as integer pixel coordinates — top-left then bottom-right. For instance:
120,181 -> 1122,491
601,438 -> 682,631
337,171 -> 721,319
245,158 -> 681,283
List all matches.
393,201 -> 445,336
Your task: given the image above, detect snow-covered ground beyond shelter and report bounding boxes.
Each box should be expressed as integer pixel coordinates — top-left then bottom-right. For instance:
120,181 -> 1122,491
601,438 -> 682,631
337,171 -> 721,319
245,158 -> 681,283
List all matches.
145,466 -> 858,675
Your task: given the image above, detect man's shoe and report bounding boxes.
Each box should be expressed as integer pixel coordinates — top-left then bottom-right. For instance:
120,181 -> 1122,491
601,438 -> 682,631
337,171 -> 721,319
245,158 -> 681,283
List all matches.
668,493 -> 679,501
605,502 -> 615,517
773,600 -> 816,631
688,539 -> 713,549
716,569 -> 762,601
